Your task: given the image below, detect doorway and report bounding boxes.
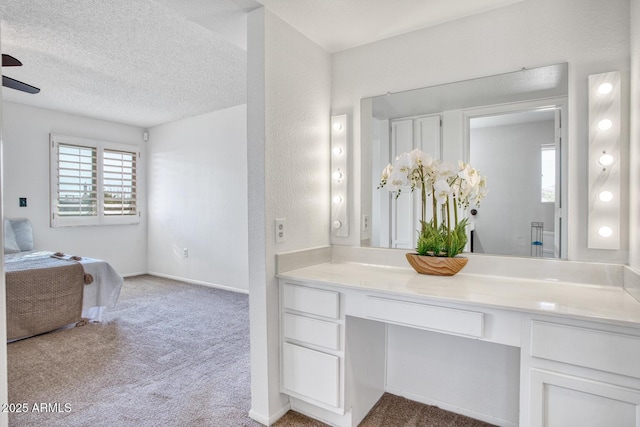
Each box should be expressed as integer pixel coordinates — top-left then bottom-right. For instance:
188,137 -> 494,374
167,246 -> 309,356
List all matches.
466,103 -> 565,258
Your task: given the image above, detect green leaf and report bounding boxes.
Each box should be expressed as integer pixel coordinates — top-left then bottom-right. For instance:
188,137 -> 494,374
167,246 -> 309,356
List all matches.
416,218 -> 469,257
416,220 -> 445,256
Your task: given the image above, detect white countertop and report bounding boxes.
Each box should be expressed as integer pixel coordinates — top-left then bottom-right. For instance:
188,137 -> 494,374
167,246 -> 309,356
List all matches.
277,261 -> 640,328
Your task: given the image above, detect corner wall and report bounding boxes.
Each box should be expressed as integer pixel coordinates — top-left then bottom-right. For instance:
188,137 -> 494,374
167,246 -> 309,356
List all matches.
332,0 -> 631,264
2,101 -> 147,275
147,105 -> 249,292
247,7 -> 331,424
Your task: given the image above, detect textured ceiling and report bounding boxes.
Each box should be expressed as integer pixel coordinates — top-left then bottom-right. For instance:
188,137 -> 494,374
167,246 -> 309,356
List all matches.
1,0 -> 523,128
1,0 -> 259,128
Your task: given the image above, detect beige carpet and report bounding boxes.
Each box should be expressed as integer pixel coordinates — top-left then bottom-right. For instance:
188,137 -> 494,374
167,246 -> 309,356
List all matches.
8,275 -> 257,427
274,394 -> 495,427
7,274 -> 494,427
361,394 -> 495,427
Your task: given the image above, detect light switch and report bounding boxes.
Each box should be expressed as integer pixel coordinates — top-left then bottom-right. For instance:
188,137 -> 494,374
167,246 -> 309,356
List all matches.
19,197 -> 27,207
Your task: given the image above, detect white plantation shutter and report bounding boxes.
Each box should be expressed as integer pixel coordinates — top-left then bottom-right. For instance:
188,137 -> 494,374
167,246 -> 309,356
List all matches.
103,149 -> 137,216
50,134 -> 140,227
55,144 -> 98,218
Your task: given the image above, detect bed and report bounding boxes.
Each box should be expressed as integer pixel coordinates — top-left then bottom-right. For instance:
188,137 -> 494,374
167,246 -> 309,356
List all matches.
4,218 -> 124,340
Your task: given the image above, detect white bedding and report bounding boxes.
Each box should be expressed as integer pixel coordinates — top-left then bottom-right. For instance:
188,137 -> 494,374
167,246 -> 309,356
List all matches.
5,251 -> 124,322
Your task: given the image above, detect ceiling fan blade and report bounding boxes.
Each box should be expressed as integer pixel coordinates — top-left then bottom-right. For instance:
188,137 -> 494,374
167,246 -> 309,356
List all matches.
2,54 -> 23,67
2,75 -> 40,94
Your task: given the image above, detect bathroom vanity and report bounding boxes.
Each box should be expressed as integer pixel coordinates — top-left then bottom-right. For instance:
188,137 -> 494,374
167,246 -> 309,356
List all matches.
276,247 -> 640,427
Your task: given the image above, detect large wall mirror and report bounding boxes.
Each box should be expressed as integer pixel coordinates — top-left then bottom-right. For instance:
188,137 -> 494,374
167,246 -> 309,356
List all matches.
361,63 -> 569,259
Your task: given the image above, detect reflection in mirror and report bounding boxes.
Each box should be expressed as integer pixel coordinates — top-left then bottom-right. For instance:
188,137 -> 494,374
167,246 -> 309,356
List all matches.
468,107 -> 562,258
361,63 -> 568,258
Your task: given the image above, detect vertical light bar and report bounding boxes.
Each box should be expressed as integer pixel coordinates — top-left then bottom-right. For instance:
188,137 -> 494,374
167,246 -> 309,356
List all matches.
588,71 -> 620,249
331,114 -> 349,237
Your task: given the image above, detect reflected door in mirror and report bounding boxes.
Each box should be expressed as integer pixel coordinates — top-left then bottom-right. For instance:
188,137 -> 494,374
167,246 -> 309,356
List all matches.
373,115 -> 440,248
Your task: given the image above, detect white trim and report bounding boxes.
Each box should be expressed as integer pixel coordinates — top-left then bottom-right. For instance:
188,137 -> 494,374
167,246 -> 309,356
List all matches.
121,272 -> 149,278
249,403 -> 291,426
146,272 -> 249,294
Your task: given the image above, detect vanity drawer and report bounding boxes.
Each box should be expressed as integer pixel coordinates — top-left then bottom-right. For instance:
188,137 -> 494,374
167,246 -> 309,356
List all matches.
531,321 -> 640,379
365,296 -> 484,338
283,313 -> 340,350
283,283 -> 340,319
282,342 -> 340,408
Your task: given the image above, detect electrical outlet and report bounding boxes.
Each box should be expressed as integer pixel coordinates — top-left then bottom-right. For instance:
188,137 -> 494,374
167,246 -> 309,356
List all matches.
275,219 -> 286,243
362,215 -> 369,232
183,248 -> 189,258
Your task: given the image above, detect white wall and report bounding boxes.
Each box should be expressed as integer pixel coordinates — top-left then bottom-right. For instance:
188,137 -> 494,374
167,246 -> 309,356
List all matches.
471,120 -> 556,257
386,325 -> 521,425
247,7 -> 331,424
331,0 -> 631,264
630,0 -> 640,271
146,105 -> 248,292
2,101 -> 147,275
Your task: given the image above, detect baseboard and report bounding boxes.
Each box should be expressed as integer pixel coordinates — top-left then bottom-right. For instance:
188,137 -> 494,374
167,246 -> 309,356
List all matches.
290,396 -> 353,427
122,271 -> 148,278
146,271 -> 249,294
249,402 -> 291,426
384,386 -> 517,427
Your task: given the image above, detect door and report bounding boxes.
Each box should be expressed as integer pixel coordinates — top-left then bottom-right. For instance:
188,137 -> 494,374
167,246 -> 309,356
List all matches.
388,116 -> 440,249
529,369 -> 640,426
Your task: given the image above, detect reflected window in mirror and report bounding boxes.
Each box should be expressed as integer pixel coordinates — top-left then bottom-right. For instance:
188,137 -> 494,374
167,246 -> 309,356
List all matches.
541,144 -> 556,204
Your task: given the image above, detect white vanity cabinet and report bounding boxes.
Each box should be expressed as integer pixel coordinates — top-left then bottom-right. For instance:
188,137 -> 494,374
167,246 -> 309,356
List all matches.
279,280 -> 388,427
276,257 -> 640,427
279,282 -> 345,413
522,317 -> 640,426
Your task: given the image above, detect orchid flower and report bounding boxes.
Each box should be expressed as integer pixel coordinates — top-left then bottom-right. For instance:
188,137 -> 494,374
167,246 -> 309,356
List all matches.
378,149 -> 487,257
433,179 -> 451,205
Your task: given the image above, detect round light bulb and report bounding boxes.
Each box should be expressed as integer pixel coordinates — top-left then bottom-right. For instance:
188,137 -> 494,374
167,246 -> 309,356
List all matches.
333,195 -> 342,203
333,146 -> 343,155
598,191 -> 613,202
333,220 -> 342,229
332,170 -> 342,180
598,226 -> 613,238
598,82 -> 613,95
598,153 -> 614,166
598,119 -> 613,131
332,122 -> 343,132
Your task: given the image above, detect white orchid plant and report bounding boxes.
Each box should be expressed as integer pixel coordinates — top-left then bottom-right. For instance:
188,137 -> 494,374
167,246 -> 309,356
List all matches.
379,149 -> 487,258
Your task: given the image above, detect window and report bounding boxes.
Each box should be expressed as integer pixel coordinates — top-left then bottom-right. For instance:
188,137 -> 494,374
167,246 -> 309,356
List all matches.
50,134 -> 140,227
103,149 -> 137,217
541,144 -> 556,203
